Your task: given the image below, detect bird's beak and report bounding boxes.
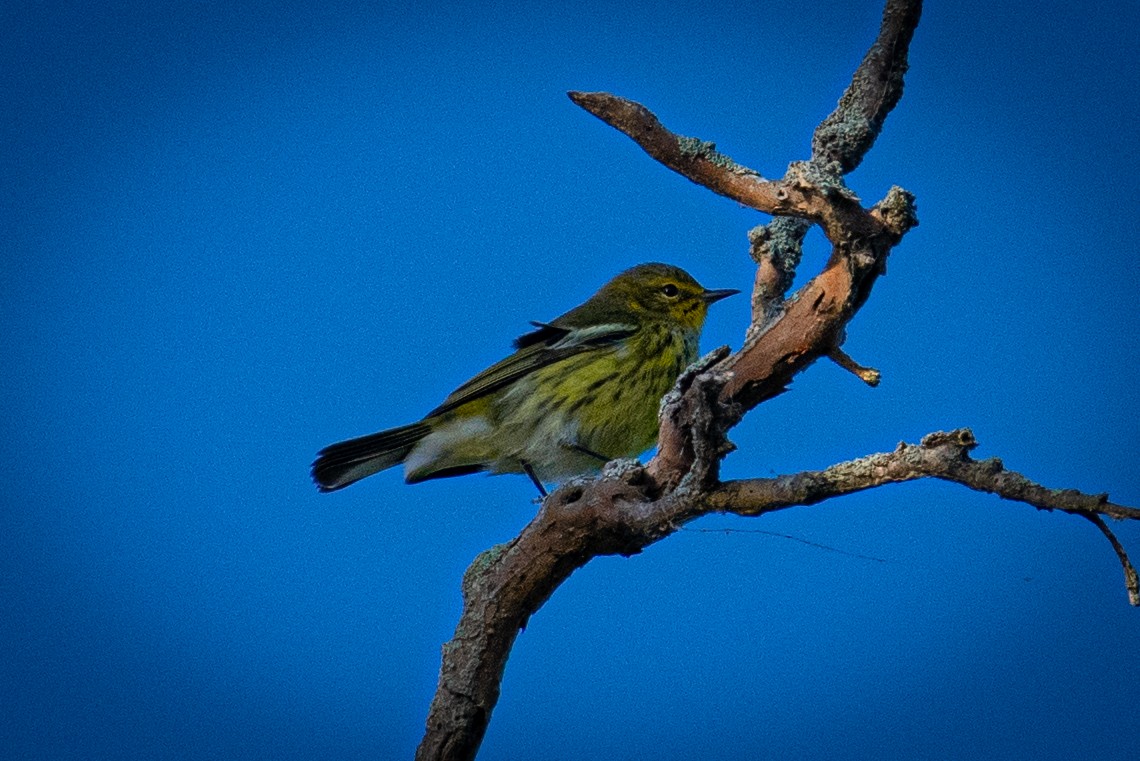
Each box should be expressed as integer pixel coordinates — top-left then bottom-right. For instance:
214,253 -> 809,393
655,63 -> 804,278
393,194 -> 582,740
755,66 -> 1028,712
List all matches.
701,288 -> 740,304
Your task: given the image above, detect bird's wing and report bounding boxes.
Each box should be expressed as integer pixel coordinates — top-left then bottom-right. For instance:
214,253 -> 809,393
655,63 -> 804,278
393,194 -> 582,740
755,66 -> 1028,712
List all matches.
426,322 -> 637,417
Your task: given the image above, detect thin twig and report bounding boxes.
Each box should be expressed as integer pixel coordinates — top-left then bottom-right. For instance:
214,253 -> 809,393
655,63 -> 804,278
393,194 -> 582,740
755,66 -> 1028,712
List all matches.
827,346 -> 882,386
1083,514 -> 1140,606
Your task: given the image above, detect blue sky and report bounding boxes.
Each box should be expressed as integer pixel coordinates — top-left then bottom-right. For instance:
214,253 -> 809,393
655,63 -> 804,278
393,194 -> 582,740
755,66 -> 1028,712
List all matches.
3,1 -> 1138,759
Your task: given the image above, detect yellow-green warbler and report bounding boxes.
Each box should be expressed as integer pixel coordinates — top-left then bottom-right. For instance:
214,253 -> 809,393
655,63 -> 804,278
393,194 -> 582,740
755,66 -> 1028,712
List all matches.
311,263 -> 737,493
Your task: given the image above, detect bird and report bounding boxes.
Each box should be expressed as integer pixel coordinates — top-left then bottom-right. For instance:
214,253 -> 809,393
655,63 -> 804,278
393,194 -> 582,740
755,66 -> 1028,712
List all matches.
311,263 -> 737,494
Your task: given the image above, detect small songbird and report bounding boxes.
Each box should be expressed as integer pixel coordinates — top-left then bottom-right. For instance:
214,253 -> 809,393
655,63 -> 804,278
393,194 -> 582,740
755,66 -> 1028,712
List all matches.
311,263 -> 737,493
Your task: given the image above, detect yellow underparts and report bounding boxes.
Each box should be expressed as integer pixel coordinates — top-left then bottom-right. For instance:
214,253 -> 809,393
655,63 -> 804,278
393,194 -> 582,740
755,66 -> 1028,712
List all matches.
403,324 -> 698,483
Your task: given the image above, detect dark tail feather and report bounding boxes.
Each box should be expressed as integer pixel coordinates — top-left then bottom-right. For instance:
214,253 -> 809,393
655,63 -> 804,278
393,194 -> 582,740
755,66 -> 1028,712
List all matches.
311,422 -> 431,492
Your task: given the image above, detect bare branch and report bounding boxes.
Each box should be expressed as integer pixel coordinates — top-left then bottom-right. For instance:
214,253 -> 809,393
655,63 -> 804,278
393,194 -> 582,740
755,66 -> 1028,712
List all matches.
420,3 -> 929,756
706,429 -> 1139,607
568,91 -> 886,246
1084,515 -> 1140,606
827,346 -> 882,386
416,1 -> 1135,758
812,0 -> 924,172
419,428 -> 1139,758
746,219 -> 808,329
567,91 -> 814,219
705,429 -> 1140,525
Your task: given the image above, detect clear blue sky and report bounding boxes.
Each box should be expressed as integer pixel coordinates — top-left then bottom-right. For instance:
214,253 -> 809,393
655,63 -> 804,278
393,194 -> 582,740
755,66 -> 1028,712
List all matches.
4,1 -> 1138,759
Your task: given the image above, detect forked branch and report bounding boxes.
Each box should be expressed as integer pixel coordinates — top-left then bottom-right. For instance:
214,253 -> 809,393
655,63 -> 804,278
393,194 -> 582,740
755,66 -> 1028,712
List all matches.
416,0 -> 1136,758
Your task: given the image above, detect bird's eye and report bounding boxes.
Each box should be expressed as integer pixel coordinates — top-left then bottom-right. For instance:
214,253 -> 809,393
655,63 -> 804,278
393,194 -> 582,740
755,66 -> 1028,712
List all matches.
661,283 -> 680,298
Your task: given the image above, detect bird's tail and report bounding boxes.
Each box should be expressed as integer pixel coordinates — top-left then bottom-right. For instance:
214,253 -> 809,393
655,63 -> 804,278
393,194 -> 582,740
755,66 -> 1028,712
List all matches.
311,422 -> 431,492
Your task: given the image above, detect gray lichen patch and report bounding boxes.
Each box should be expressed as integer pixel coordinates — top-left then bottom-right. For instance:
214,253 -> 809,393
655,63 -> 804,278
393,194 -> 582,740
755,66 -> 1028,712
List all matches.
462,542 -> 509,592
676,135 -> 751,173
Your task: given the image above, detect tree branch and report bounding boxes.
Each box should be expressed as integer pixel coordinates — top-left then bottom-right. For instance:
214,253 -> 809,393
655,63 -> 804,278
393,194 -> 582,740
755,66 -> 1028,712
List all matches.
416,1 -> 1136,758
705,429 -> 1140,524
419,429 -> 1139,759
811,0 -> 923,172
1084,514 -> 1140,607
567,91 -> 886,247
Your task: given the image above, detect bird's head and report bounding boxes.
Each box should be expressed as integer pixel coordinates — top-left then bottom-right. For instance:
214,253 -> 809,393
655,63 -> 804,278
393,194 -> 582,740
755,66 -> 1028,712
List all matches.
599,262 -> 739,332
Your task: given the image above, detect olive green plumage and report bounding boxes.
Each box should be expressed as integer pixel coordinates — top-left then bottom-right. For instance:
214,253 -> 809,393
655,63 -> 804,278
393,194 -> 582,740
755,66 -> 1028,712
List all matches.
311,263 -> 737,492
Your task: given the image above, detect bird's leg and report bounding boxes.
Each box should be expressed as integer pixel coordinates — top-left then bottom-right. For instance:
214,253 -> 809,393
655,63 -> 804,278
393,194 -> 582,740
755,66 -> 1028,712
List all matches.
520,460 -> 548,497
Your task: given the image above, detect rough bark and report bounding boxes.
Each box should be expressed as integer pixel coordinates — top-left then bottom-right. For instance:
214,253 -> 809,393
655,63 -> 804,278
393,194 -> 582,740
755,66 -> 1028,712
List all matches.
415,1 -> 1137,758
